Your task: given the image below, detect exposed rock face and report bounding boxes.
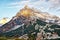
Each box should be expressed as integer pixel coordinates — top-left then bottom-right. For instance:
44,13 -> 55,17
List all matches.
16,5 -> 34,18
16,5 -> 60,21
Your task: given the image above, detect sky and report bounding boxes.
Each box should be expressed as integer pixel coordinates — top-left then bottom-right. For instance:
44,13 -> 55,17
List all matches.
0,0 -> 60,19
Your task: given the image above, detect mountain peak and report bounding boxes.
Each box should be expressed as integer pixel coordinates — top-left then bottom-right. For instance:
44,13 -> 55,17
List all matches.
0,17 -> 10,25
16,5 -> 33,18
24,5 -> 29,9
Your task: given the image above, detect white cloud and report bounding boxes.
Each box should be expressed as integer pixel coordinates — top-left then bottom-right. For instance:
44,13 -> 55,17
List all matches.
48,0 -> 60,8
5,0 -> 60,17
6,0 -> 60,11
7,0 -> 50,12
6,0 -> 30,8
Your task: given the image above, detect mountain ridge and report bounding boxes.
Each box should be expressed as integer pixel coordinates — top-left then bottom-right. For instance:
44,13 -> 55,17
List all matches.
0,5 -> 60,37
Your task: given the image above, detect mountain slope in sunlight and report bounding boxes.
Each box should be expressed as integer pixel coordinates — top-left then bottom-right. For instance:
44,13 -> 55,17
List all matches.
0,18 -> 10,26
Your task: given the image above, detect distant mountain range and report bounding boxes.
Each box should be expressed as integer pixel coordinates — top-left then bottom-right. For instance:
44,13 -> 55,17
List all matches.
0,17 -> 10,26
0,5 -> 60,37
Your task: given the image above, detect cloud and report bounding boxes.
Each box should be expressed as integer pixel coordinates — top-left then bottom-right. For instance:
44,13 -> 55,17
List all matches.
5,0 -> 60,12
6,0 -> 30,8
57,9 -> 60,11
48,0 -> 60,9
0,0 -> 60,18
6,0 -> 40,9
6,0 -> 50,12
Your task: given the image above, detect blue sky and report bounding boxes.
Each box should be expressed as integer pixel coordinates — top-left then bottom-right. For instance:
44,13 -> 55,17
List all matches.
0,0 -> 60,19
